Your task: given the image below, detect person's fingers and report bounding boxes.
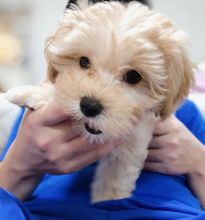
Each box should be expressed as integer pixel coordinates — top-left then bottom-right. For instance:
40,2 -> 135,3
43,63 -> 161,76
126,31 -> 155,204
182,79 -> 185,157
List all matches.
152,116 -> 175,136
50,120 -> 79,142
64,141 -> 115,172
60,137 -> 98,159
63,137 -> 118,159
35,103 -> 71,126
153,122 -> 168,136
149,134 -> 170,149
146,149 -> 163,162
41,141 -> 115,174
144,162 -> 167,174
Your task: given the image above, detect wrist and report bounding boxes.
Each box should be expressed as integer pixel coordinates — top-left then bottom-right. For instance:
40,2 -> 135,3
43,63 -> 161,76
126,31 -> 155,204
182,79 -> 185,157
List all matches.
187,144 -> 205,179
1,141 -> 43,179
0,161 -> 42,200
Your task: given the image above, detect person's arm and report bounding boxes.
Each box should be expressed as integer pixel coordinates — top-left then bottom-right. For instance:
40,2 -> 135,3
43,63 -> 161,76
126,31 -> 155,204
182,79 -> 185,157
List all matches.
187,163 -> 205,210
0,103 -> 117,201
144,115 -> 205,209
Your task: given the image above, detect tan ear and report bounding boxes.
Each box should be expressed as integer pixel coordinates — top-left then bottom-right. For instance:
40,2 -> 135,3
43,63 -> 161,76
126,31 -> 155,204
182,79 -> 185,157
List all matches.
46,62 -> 58,83
44,36 -> 59,83
146,15 -> 195,119
160,49 -> 194,119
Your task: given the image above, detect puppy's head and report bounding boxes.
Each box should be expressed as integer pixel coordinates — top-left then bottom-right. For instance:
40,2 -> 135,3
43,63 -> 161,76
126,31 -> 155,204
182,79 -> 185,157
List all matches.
44,1 -> 193,142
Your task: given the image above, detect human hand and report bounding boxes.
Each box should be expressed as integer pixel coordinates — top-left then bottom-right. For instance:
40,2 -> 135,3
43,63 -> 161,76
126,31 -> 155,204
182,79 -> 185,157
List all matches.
0,103 -> 117,199
144,115 -> 205,176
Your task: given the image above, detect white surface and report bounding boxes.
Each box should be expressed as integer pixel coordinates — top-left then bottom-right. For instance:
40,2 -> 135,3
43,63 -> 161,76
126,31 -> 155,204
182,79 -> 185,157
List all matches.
153,0 -> 205,64
189,93 -> 205,118
0,95 -> 20,152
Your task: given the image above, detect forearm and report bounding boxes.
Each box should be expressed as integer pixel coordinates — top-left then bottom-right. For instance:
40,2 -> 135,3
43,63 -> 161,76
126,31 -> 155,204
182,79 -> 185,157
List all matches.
187,146 -> 205,210
0,162 -> 42,201
188,172 -> 205,209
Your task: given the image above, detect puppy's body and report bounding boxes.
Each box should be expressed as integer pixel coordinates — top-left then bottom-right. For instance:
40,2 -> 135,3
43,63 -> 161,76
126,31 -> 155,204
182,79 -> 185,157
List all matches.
5,1 -> 193,202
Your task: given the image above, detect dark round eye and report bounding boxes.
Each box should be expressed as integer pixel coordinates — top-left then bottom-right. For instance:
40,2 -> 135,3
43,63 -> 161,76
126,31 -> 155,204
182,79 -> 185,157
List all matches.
123,70 -> 142,84
79,57 -> 90,69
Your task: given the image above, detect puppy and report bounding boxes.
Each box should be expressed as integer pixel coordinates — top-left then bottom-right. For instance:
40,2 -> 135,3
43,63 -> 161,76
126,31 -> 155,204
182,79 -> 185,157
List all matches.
5,0 -> 194,202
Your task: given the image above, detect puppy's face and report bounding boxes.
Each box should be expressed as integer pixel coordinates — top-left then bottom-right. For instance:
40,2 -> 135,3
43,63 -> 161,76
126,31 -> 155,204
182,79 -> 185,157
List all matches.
45,1 -> 193,142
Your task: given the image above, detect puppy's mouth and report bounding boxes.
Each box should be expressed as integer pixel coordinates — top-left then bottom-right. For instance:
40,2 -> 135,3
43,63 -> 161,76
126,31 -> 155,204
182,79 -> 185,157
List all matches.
84,123 -> 102,135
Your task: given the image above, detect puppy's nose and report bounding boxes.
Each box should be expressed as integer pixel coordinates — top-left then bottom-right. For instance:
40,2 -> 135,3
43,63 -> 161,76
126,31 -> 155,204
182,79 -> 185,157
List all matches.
80,96 -> 103,117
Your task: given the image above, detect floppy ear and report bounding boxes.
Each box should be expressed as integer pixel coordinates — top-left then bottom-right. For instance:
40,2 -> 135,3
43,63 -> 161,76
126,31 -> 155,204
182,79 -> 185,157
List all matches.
160,51 -> 194,119
46,61 -> 58,83
43,0 -> 89,83
43,7 -> 78,83
44,36 -> 59,83
146,16 -> 195,119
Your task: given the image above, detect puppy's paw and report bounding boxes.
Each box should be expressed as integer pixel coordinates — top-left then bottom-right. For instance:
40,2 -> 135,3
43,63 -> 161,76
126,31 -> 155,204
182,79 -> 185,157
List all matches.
5,85 -> 53,109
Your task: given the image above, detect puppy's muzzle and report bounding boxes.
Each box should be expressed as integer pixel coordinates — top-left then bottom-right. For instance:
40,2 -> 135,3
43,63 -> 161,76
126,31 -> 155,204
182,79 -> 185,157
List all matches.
80,96 -> 103,135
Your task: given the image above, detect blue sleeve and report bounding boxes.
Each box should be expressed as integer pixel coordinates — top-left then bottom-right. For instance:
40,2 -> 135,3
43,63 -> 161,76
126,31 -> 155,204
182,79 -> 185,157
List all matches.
175,99 -> 205,144
0,188 -> 34,220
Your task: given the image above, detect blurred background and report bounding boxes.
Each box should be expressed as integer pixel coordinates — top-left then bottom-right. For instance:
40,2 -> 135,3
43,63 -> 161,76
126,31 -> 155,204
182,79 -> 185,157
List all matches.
0,0 -> 205,150
0,0 -> 205,89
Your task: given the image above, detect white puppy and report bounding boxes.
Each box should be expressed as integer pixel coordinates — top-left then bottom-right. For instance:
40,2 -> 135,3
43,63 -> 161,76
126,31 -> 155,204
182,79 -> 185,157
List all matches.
5,0 -> 193,202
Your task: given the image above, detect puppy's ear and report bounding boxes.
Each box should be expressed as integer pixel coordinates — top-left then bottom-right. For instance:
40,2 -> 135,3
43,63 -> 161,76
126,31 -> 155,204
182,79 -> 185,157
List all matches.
159,34 -> 194,119
44,37 -> 59,83
46,62 -> 58,83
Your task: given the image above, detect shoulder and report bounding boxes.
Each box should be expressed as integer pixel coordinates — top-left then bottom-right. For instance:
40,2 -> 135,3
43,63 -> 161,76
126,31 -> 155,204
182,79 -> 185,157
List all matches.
176,99 -> 205,144
176,99 -> 199,121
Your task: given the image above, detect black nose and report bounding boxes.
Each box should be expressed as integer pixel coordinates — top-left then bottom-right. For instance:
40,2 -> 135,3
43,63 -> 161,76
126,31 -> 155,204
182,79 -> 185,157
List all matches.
80,96 -> 103,117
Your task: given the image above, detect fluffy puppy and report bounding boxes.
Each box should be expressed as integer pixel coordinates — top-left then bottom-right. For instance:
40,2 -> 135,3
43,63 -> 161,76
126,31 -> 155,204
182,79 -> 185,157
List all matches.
5,0 -> 194,202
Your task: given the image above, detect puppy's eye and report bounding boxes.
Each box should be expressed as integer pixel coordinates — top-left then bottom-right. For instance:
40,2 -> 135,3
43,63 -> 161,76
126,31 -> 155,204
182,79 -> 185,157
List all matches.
79,57 -> 90,69
123,70 -> 142,84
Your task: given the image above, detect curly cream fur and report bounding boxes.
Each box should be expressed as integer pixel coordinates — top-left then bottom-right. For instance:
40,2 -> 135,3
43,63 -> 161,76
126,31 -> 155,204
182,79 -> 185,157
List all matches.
5,0 -> 193,202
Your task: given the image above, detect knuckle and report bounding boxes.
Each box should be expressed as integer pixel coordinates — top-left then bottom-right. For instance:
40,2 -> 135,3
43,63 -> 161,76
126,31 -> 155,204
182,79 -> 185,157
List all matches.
168,139 -> 178,149
171,121 -> 180,133
167,153 -> 178,162
37,138 -> 51,152
47,153 -> 59,164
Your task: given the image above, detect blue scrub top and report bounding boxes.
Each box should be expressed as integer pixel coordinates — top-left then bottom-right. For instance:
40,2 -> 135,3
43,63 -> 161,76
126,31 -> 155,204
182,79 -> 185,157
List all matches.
1,100 -> 205,220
